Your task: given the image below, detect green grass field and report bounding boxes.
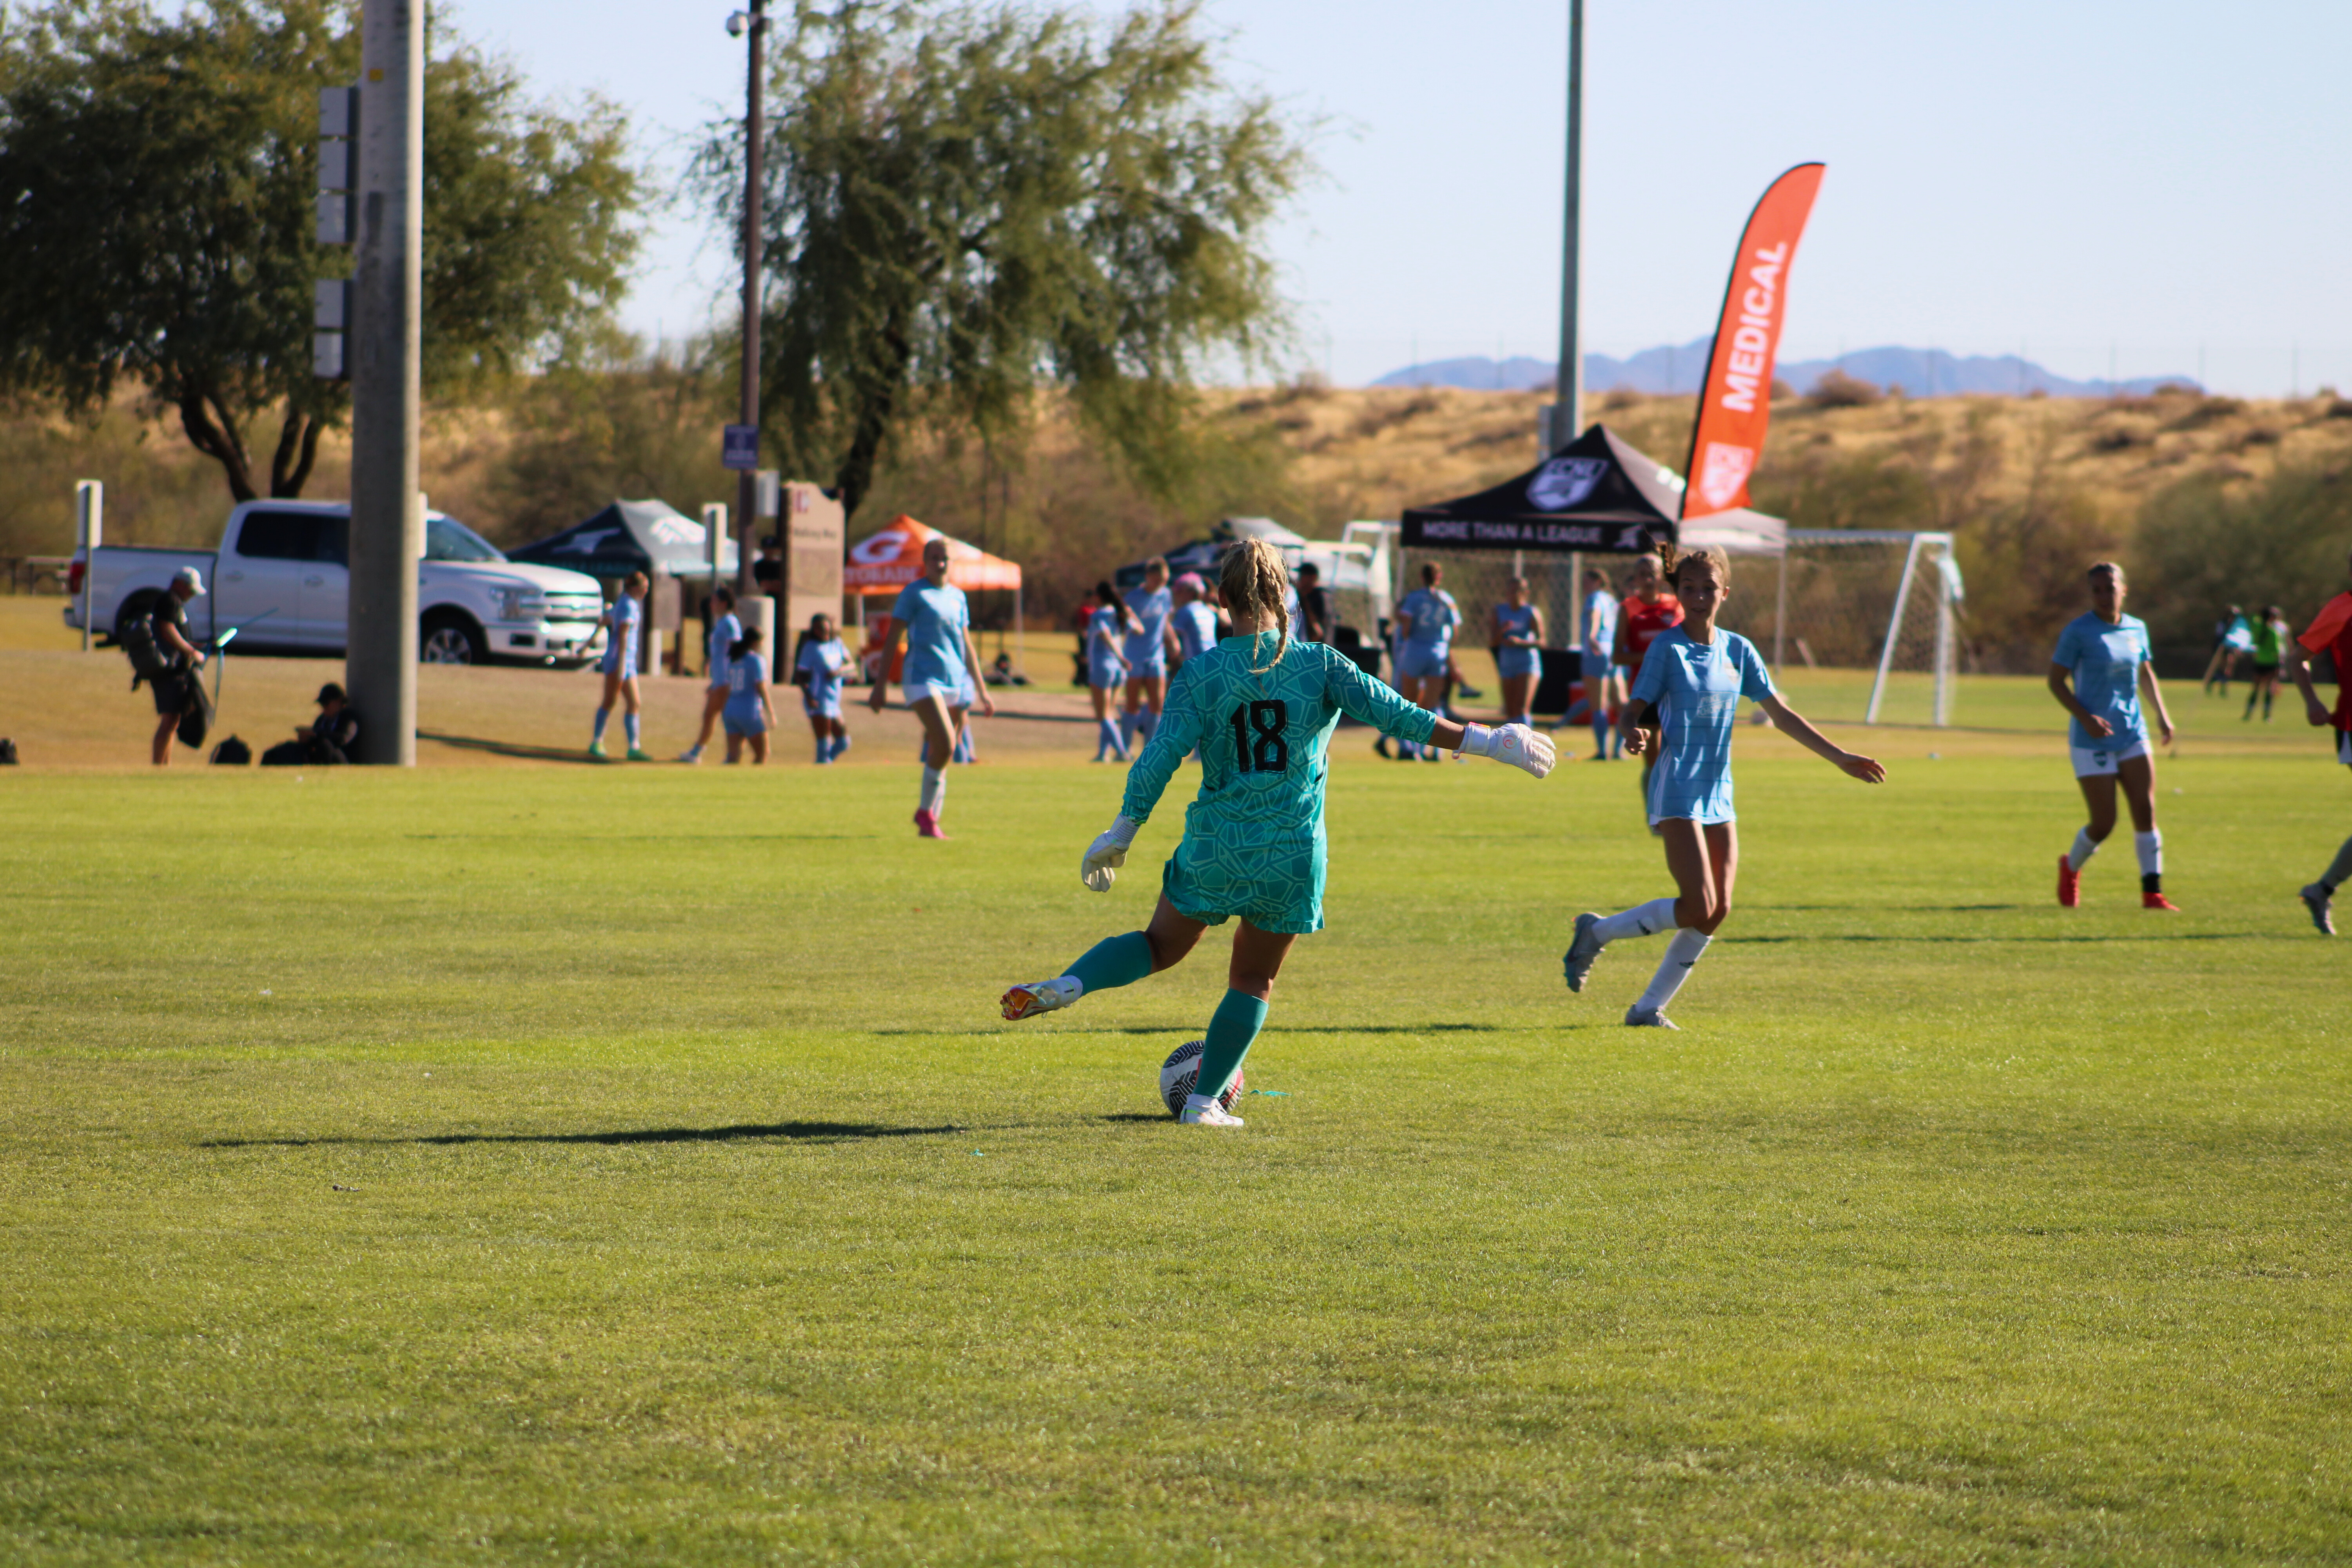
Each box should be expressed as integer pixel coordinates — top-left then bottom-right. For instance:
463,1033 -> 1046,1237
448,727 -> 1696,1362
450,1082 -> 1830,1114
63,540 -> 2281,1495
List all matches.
4,682 -> 2350,1564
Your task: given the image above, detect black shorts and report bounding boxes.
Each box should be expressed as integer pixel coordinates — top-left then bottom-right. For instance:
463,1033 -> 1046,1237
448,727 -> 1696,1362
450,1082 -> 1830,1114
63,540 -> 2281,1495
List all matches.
151,672 -> 189,716
2254,661 -> 2280,677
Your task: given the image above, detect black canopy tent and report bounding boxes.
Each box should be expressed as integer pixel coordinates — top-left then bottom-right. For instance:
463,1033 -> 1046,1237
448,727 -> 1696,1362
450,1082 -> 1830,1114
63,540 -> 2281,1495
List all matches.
509,499 -> 738,582
1399,423 -> 1682,554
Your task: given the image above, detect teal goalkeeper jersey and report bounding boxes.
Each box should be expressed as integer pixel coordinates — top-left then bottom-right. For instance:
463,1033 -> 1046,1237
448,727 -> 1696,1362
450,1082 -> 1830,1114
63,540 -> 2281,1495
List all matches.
1122,632 -> 1439,841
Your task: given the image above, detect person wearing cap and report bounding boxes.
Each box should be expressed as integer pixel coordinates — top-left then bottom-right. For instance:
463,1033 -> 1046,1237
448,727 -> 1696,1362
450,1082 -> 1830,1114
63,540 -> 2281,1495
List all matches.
295,683 -> 361,764
149,567 -> 209,766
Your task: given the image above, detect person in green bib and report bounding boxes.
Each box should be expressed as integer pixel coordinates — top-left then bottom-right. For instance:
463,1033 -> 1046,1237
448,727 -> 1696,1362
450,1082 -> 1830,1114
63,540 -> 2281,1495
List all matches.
998,538 -> 1557,1125
2246,605 -> 2288,722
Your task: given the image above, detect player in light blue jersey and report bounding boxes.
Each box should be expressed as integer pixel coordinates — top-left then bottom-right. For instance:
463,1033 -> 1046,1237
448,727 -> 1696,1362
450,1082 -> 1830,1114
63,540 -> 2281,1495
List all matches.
1120,558 -> 1177,752
719,626 -> 775,764
1563,543 -> 1884,1028
796,611 -> 853,764
1490,576 -> 1546,729
997,539 -> 1555,1125
1393,562 -> 1462,760
589,570 -> 651,761
869,537 -> 995,837
1084,581 -> 1137,761
1580,565 -> 1623,760
2049,561 -> 2179,911
1170,573 -> 1222,668
679,584 -> 741,763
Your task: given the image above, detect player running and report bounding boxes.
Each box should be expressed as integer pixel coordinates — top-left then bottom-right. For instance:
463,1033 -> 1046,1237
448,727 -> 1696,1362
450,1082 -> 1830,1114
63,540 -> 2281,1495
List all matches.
2288,550 -> 2352,934
1120,558 -> 1177,753
998,538 -> 1557,1125
588,570 -> 651,761
1563,543 -> 1884,1028
1614,552 -> 1683,811
2048,562 -> 2180,911
1490,576 -> 1546,730
867,537 -> 995,837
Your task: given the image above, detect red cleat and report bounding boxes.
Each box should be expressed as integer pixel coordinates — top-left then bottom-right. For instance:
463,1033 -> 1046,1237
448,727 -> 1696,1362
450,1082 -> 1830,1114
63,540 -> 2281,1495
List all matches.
2057,853 -> 2081,908
914,808 -> 948,840
2143,891 -> 2181,912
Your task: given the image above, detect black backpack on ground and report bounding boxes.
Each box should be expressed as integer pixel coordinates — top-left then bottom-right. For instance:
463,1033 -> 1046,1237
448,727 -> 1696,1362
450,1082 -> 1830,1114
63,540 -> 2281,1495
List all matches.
210,735 -> 250,766
260,739 -> 308,767
0,737 -> 18,764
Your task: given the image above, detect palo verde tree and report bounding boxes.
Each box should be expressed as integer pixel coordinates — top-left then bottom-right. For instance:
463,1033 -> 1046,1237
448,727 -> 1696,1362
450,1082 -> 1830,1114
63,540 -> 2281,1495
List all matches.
698,0 -> 1310,522
0,0 -> 641,502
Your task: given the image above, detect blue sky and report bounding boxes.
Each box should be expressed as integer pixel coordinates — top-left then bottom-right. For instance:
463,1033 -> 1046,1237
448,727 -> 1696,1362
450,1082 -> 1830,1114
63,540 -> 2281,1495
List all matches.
445,0 -> 2350,395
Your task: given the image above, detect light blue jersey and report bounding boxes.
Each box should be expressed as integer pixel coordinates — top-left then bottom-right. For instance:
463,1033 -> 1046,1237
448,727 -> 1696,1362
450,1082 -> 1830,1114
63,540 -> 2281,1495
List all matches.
2052,612 -> 2153,749
1124,585 -> 1172,674
1122,632 -> 1439,935
891,580 -> 971,691
1494,602 -> 1540,680
1631,627 -> 1776,825
722,650 -> 769,733
1581,588 -> 1619,658
1087,606 -> 1129,687
797,635 -> 849,716
1172,601 -> 1220,663
706,610 -> 742,688
1396,587 -> 1461,653
598,593 -> 642,677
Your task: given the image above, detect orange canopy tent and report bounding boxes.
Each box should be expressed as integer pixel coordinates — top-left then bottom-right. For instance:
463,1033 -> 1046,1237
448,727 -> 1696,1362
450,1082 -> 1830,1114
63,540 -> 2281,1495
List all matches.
844,515 -> 1026,678
844,515 -> 1022,595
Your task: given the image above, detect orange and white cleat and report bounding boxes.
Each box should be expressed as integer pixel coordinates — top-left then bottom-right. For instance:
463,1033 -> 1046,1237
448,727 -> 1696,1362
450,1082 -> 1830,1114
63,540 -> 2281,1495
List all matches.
1001,976 -> 1081,1021
2143,891 -> 2182,912
2057,853 -> 2081,908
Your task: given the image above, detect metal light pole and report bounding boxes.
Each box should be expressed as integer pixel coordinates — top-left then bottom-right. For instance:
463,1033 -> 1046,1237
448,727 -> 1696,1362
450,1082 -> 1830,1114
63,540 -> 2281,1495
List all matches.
732,0 -> 769,599
345,0 -> 424,765
1543,0 -> 1585,456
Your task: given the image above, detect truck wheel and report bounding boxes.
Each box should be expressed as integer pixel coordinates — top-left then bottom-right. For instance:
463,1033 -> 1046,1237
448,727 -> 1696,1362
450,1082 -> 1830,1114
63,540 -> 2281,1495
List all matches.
420,611 -> 485,665
114,592 -> 159,646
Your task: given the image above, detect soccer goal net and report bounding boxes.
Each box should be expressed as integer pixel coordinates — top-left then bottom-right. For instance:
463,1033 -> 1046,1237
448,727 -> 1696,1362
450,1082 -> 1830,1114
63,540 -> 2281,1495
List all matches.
1714,530 -> 1962,726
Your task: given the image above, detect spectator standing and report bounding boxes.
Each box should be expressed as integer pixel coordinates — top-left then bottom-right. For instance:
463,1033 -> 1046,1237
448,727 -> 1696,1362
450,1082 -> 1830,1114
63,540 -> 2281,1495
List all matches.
679,585 -> 742,763
797,612 -> 853,763
722,627 -> 777,765
1581,565 -> 1623,760
1295,561 -> 1334,645
588,571 -> 651,761
148,567 -> 208,766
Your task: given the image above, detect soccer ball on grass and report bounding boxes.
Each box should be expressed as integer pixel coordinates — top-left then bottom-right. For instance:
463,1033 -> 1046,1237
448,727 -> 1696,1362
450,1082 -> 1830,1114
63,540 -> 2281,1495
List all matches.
1159,1039 -> 1244,1118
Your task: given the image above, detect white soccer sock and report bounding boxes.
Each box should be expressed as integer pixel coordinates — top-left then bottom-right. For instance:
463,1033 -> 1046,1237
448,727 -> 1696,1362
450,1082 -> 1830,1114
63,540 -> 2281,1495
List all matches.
2134,829 -> 2162,878
623,713 -> 641,748
1594,896 -> 1679,945
2068,828 -> 2100,872
920,765 -> 946,815
1636,929 -> 1711,1014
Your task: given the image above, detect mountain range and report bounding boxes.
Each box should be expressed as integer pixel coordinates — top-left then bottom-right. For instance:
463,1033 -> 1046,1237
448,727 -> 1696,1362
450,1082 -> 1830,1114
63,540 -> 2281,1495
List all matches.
1374,343 -> 2196,400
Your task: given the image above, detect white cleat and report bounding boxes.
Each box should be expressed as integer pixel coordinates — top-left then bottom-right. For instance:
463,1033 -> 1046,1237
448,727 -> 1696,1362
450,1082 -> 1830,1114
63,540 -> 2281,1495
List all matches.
676,748 -> 703,764
1562,913 -> 1603,993
1000,976 -> 1082,1022
1623,1006 -> 1679,1030
1179,1098 -> 1245,1126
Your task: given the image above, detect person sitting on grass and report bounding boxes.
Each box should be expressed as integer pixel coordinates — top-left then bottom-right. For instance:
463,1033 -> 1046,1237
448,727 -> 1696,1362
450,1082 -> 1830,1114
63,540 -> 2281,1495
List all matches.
263,683 -> 359,766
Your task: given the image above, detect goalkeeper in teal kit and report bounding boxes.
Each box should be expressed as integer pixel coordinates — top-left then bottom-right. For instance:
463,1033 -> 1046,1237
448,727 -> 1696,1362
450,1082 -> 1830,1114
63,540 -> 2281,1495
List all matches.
1000,539 -> 1557,1125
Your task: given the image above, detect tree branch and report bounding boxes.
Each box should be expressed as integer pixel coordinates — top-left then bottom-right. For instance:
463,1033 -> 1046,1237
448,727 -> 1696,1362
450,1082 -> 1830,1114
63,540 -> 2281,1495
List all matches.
178,386 -> 257,503
269,402 -> 323,497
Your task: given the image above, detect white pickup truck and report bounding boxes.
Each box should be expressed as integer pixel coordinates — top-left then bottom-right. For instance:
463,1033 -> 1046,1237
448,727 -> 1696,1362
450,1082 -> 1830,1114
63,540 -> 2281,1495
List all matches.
66,499 -> 608,665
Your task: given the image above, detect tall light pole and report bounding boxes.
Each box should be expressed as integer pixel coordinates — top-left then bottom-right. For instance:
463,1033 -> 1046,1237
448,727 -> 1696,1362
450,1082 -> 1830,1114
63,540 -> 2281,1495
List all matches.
1544,0 -> 1585,456
731,1 -> 769,599
346,0 -> 424,764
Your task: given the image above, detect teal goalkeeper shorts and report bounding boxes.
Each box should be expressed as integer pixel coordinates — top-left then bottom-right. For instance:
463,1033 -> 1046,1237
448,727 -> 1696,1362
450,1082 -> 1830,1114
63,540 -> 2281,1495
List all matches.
1159,829 -> 1327,936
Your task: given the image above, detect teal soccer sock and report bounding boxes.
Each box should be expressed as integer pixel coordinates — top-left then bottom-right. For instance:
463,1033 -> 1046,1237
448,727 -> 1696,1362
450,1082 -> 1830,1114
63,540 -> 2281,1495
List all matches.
1194,988 -> 1269,1101
1066,931 -> 1154,995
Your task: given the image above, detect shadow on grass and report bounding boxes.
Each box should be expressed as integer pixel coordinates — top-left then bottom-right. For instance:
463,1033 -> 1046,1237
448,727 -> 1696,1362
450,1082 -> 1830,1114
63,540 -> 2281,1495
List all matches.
1725,931 -> 2291,945
202,1121 -> 961,1150
416,731 -> 604,763
878,1024 -> 1497,1038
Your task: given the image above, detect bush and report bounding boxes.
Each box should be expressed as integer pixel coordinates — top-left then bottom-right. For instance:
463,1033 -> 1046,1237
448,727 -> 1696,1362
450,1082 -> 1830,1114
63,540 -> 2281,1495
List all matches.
2133,462 -> 2352,668
1808,369 -> 1882,409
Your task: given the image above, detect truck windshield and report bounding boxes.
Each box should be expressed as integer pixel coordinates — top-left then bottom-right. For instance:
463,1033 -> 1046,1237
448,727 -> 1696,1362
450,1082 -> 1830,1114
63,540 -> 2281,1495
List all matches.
424,515 -> 506,563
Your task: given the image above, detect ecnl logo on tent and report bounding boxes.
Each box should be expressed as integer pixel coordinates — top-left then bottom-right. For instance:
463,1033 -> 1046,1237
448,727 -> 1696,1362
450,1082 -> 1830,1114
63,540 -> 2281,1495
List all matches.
1697,443 -> 1755,510
1526,457 -> 1607,512
556,528 -> 621,555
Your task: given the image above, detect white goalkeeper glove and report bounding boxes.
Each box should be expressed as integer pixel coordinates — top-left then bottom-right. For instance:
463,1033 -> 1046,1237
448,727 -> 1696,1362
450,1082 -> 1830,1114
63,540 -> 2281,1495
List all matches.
1081,815 -> 1140,892
1454,722 -> 1556,779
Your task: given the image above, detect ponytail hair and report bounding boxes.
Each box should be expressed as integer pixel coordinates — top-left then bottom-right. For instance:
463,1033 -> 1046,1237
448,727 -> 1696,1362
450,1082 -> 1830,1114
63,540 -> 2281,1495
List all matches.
1218,537 -> 1291,674
1667,541 -> 1732,590
1098,578 -> 1141,634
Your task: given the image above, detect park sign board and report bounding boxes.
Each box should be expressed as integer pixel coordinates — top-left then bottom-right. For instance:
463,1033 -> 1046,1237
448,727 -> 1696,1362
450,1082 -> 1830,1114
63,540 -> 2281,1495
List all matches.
1399,423 -> 1683,555
722,424 -> 759,471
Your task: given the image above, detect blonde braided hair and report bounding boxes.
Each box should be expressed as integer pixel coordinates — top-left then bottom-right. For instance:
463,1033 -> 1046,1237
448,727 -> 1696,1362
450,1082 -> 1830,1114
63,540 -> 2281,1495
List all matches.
1218,538 -> 1291,675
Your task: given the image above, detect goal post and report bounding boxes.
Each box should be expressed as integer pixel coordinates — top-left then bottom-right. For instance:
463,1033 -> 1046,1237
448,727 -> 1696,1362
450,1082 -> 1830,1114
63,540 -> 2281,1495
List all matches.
1715,530 -> 1963,726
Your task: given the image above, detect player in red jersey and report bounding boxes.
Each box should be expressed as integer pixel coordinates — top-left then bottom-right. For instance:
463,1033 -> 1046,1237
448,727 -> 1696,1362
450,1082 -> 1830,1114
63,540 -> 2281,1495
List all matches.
1613,551 -> 1684,820
2288,548 -> 2352,935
